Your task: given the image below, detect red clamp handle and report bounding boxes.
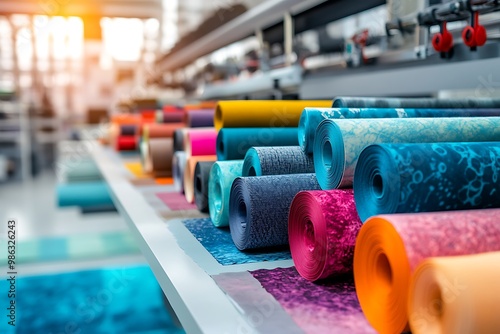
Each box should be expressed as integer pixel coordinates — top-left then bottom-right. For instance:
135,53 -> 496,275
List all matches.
432,21 -> 453,53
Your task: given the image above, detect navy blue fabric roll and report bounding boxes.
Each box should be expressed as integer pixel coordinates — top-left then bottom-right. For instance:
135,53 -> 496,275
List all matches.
332,97 -> 500,109
120,125 -> 137,136
354,142 -> 500,222
229,174 -> 321,250
173,129 -> 185,152
194,161 -> 215,213
299,107 -> 500,154
217,128 -> 299,160
242,146 -> 315,177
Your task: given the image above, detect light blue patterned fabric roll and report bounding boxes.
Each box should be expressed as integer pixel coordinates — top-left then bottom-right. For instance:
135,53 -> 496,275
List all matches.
313,117 -> 500,190
209,160 -> 244,227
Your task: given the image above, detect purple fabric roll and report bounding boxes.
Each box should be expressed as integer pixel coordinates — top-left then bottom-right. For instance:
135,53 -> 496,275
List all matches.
186,109 -> 215,127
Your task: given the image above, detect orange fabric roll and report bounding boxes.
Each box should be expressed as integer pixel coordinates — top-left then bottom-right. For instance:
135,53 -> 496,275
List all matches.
183,155 -> 216,204
408,251 -> 500,334
111,114 -> 141,125
353,209 -> 500,334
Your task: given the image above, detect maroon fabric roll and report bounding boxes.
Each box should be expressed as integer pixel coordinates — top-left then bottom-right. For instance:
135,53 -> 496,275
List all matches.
162,110 -> 185,123
289,189 -> 362,281
116,136 -> 137,151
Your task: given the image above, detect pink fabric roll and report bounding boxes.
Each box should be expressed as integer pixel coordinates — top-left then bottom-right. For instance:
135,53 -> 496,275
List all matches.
289,189 -> 362,281
185,128 -> 217,156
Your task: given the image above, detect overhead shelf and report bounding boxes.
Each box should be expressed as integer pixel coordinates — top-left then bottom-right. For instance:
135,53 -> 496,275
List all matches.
89,143 -> 293,334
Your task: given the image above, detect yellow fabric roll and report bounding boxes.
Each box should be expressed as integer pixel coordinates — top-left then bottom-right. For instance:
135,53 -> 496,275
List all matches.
214,100 -> 331,130
184,155 -> 216,203
409,251 -> 500,334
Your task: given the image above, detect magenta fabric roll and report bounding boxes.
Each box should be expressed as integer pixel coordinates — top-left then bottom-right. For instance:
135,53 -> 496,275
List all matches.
185,128 -> 217,156
289,189 -> 362,281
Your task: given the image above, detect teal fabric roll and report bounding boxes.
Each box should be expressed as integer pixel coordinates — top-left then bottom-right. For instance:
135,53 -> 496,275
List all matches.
60,159 -> 102,182
313,117 -> 500,190
299,107 -> 500,154
242,146 -> 314,177
354,142 -> 500,221
216,128 -> 298,160
209,160 -> 244,227
56,182 -> 114,208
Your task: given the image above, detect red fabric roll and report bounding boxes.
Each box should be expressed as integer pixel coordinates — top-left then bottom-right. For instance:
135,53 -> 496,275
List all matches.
116,136 -> 137,151
288,189 -> 362,281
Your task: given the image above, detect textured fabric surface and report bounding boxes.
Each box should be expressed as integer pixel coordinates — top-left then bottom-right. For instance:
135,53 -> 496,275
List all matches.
216,128 -> 299,160
157,192 -> 198,211
208,160 -> 244,227
172,151 -> 187,193
9,266 -> 183,334
289,190 -> 361,281
354,209 -> 500,334
242,146 -> 314,177
56,182 -> 114,208
299,107 -> 500,154
229,174 -> 321,250
332,96 -> 500,109
194,161 -> 215,213
409,252 -> 500,334
185,109 -> 215,127
183,218 -> 291,265
354,142 -> 500,221
313,117 -> 500,189
251,267 -> 375,334
214,100 -> 331,130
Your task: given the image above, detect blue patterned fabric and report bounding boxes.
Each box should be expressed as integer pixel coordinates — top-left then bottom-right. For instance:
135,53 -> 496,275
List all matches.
216,128 -> 299,160
183,218 -> 291,265
298,107 -> 500,154
332,96 -> 500,109
229,174 -> 321,250
313,117 -> 500,190
242,146 -> 314,177
354,142 -> 500,221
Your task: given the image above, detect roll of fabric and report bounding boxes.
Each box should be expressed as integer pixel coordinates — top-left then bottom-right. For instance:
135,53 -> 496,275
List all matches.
217,128 -> 299,160
214,100 -> 331,130
120,124 -> 137,136
173,128 -> 186,152
139,140 -> 152,173
332,96 -> 500,109
354,142 -> 500,221
185,109 -> 215,127
288,189 -> 361,282
184,155 -> 216,203
111,114 -> 141,125
173,151 -> 187,193
353,209 -> 500,334
157,110 -> 185,123
148,138 -> 174,177
408,251 -> 500,334
62,160 -> 102,182
56,182 -> 114,208
116,136 -> 137,151
242,146 -> 314,177
299,107 -> 500,154
314,117 -> 500,190
229,174 -> 321,250
142,123 -> 184,141
194,161 -> 216,213
184,128 -> 217,156
209,160 -> 244,227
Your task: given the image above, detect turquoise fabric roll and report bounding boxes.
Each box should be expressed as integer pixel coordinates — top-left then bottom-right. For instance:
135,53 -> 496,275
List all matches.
299,107 -> 500,154
56,182 -> 114,208
242,146 -> 314,177
313,117 -> 500,190
216,128 -> 298,160
354,142 -> 500,221
60,159 -> 102,182
209,160 -> 244,227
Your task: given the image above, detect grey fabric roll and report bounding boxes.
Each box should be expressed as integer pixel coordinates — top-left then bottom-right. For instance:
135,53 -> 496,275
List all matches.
229,174 -> 321,250
194,161 -> 215,213
242,146 -> 315,177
